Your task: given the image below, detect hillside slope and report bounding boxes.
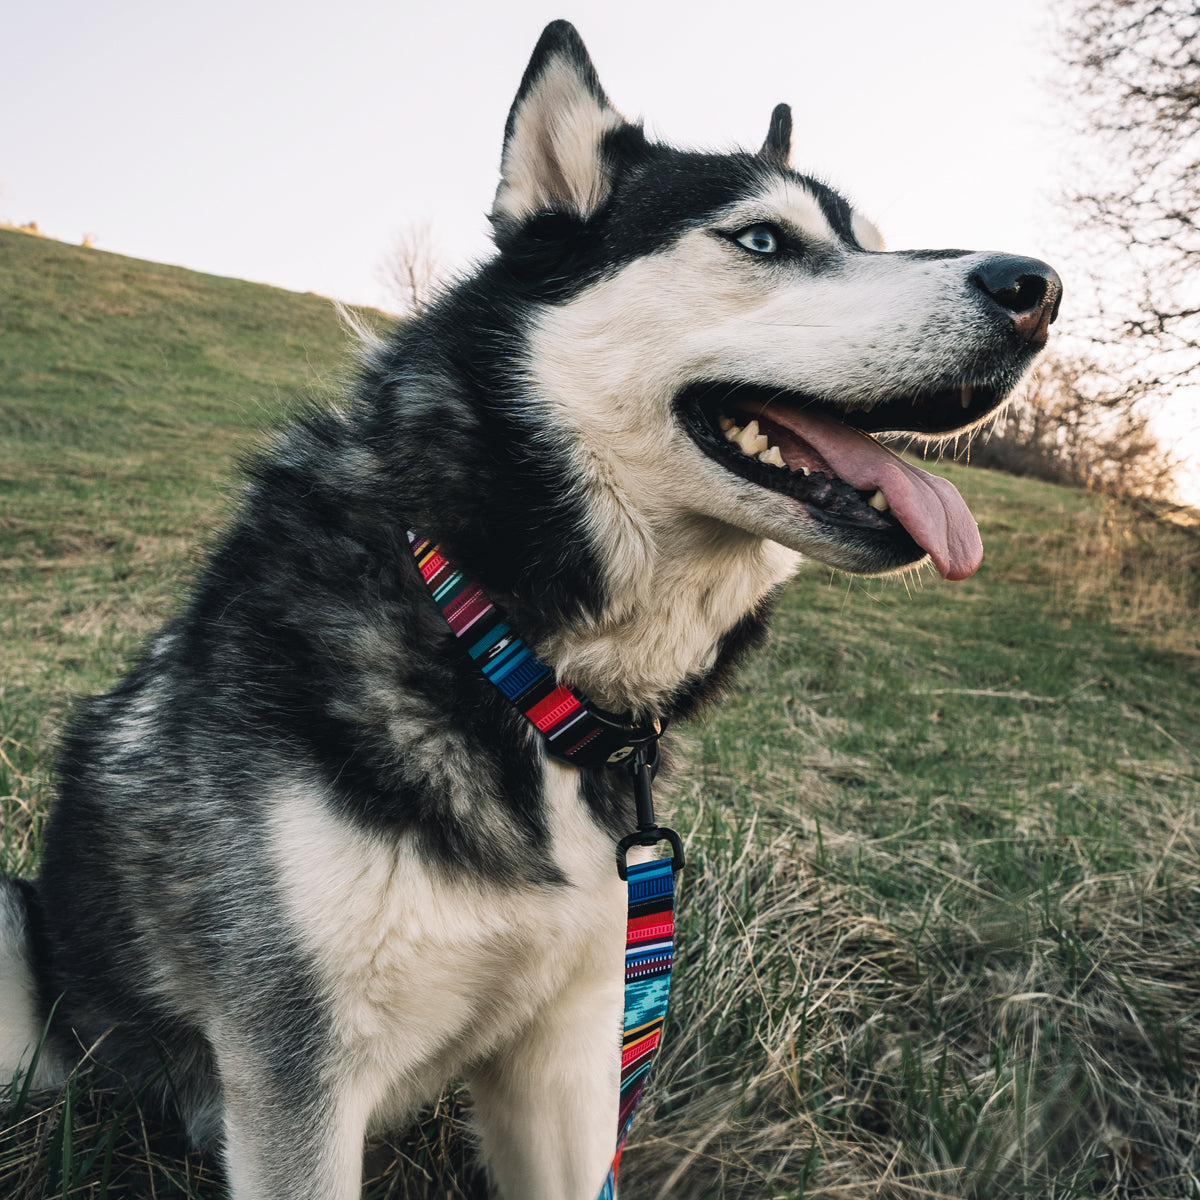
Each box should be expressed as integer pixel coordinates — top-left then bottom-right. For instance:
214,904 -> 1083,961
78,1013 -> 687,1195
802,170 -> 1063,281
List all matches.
1,227 -> 390,755
1,229 -> 1197,1199
1,225 -> 378,536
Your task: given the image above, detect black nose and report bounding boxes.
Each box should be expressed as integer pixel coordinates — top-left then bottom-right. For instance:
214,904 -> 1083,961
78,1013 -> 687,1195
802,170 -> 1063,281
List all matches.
969,255 -> 1063,347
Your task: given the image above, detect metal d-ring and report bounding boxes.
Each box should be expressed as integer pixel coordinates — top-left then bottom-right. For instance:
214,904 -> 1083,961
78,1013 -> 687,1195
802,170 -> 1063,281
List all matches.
615,743 -> 685,880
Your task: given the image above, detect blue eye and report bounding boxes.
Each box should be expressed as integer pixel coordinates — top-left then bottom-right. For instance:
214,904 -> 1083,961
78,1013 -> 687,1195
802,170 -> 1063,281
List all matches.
735,225 -> 779,254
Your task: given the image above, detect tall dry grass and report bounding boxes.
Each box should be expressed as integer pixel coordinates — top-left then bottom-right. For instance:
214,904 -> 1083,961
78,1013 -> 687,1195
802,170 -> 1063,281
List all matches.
1044,501 -> 1200,659
624,792 -> 1200,1198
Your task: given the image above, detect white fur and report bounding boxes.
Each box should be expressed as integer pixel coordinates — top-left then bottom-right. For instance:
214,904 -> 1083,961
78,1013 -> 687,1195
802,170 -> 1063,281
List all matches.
740,178 -> 841,245
493,57 -> 625,227
215,1036 -> 369,1200
266,766 -> 643,1199
0,886 -> 61,1091
852,209 -> 886,252
541,514 -> 798,715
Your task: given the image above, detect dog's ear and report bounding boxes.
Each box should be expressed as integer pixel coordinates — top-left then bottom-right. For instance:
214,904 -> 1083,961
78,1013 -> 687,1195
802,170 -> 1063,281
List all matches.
759,103 -> 792,169
492,21 -> 628,233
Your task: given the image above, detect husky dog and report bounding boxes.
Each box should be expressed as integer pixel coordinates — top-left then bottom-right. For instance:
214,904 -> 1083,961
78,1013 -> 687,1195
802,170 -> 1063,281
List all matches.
1,20 -> 1060,1200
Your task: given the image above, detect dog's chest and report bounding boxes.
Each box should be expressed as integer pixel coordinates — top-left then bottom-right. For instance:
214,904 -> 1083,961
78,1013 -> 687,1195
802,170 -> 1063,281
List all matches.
268,764 -> 629,1073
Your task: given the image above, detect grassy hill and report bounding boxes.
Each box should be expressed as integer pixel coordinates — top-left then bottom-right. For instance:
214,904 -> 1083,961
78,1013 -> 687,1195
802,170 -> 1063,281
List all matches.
1,227 -> 1198,1198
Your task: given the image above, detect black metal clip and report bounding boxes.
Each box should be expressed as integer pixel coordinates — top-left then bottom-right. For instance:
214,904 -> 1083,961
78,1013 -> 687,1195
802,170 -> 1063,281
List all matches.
615,741 -> 685,880
597,713 -> 664,767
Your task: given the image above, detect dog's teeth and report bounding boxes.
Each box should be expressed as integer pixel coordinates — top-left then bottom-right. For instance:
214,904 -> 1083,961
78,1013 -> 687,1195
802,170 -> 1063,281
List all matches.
723,422 -> 744,443
735,420 -> 769,456
867,489 -> 889,512
758,445 -> 785,468
718,415 -> 735,432
960,386 -> 973,409
800,466 -> 811,476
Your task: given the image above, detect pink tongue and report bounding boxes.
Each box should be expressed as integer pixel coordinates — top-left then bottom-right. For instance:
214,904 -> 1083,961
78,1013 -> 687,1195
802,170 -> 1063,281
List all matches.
750,403 -> 983,581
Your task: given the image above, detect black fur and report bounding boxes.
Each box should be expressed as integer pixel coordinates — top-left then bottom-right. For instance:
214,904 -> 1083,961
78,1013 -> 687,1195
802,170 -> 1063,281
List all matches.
760,102 -> 793,167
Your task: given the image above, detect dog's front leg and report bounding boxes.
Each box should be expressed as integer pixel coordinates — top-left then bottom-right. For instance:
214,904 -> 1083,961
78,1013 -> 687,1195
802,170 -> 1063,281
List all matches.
215,1037 -> 366,1200
468,972 -> 623,1200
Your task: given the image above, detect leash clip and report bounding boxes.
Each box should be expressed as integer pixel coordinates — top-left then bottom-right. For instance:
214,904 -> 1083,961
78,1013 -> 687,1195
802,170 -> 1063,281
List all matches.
598,713 -> 664,766
615,741 -> 685,880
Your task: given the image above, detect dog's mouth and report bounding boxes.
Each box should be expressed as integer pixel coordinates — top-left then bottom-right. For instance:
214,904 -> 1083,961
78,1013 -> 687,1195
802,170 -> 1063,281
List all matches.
680,381 -> 1007,580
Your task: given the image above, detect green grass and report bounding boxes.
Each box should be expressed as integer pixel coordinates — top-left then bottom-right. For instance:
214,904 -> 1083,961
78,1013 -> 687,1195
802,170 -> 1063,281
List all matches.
2,226 -> 1198,1198
631,515 -> 1200,1197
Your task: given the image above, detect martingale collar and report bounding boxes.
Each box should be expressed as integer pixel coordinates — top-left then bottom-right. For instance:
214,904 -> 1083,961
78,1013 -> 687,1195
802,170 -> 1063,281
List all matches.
408,532 -> 663,768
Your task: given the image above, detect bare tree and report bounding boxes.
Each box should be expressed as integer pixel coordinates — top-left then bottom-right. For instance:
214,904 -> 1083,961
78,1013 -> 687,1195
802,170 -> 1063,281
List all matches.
378,221 -> 446,317
965,352 -> 1181,500
1062,0 -> 1200,386
959,0 -> 1200,503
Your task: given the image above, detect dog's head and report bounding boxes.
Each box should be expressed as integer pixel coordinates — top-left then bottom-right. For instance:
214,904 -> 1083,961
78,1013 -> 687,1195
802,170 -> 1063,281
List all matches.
491,22 -> 1061,583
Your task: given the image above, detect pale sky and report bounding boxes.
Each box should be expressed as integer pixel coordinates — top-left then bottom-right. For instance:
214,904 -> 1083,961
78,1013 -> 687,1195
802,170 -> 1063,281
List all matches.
4,0 -> 1197,498
3,0 -> 1064,307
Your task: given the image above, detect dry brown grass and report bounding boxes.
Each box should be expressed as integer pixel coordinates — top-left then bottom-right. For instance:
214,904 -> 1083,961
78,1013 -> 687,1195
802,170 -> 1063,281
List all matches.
1042,501 -> 1200,659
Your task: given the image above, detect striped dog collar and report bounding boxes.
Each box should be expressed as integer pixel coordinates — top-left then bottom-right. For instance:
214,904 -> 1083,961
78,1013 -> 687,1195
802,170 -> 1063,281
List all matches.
408,532 -> 663,769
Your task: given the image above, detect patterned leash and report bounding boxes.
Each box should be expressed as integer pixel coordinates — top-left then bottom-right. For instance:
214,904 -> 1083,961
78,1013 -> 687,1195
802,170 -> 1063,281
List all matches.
408,532 -> 683,1197
599,854 -> 675,1198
